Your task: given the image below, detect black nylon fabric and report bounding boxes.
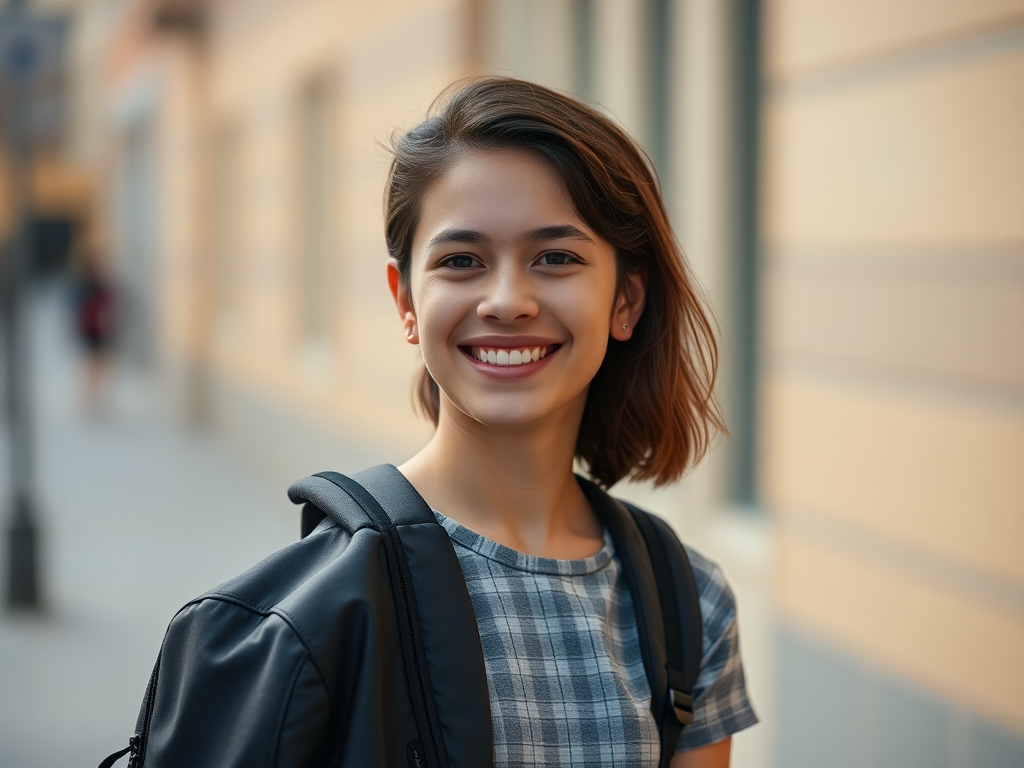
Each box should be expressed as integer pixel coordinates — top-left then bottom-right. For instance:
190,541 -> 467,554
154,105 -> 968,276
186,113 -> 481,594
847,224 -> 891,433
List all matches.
622,501 -> 703,768
115,465 -> 699,768
141,526 -> 420,767
130,468 -> 492,768
642,511 -> 703,691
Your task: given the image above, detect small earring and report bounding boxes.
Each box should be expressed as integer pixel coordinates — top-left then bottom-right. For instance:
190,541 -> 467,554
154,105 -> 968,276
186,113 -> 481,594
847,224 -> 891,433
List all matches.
621,323 -> 628,331
405,326 -> 414,340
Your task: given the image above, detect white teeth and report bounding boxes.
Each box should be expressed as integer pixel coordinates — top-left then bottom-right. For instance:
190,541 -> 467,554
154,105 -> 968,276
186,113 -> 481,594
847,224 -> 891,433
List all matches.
472,346 -> 552,366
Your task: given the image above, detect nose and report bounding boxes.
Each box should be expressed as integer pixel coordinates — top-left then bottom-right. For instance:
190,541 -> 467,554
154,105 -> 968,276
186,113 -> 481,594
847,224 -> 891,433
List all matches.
477,262 -> 539,323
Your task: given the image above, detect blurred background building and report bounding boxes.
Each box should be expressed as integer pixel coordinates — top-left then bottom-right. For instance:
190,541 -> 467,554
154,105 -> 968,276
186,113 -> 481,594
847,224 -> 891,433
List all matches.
2,0 -> 1022,766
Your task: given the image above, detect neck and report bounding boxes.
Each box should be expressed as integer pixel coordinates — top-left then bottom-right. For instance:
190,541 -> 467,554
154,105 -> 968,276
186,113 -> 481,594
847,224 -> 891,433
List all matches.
398,393 -> 604,559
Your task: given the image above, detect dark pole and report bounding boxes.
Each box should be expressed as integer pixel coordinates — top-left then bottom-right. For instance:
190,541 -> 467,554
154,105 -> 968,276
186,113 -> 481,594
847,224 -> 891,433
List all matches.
730,0 -> 762,508
5,0 -> 42,610
646,0 -> 670,189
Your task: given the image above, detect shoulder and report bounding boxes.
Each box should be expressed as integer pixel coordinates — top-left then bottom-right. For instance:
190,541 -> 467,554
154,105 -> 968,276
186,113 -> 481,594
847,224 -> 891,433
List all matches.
625,506 -> 743,674
624,502 -> 738,652
675,543 -> 760,748
614,503 -> 758,747
680,544 -> 737,656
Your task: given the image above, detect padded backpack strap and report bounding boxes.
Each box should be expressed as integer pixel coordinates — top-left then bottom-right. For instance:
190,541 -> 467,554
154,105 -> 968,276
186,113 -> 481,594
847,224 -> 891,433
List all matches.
576,478 -> 671,759
288,465 -> 441,537
351,464 -> 439,525
577,475 -> 703,768
303,469 -> 450,768
288,465 -> 493,768
625,503 -> 703,764
352,465 -> 494,768
287,473 -> 378,536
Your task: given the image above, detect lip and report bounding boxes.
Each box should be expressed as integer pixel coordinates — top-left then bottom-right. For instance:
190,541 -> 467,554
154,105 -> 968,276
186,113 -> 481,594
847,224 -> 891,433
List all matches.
458,334 -> 562,348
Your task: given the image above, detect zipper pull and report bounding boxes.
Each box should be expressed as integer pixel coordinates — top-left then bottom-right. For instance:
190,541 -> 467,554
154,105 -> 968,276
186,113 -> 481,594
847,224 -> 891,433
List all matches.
127,734 -> 141,768
98,733 -> 140,768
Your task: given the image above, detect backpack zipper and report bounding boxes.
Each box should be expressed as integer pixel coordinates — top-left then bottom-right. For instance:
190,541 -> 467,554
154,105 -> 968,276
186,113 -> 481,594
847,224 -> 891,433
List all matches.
131,653 -> 161,767
370,507 -> 443,767
126,734 -> 140,767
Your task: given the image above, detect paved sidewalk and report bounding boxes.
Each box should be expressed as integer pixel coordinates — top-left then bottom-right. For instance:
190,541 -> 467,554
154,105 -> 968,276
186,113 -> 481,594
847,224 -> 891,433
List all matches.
0,291 -> 298,768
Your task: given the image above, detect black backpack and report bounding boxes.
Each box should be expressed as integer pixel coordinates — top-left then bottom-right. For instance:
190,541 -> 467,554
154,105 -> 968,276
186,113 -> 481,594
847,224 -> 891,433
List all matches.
101,465 -> 702,768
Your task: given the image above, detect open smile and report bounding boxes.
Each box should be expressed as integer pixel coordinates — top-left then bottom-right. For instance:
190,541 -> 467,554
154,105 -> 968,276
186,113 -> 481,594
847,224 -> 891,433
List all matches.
463,344 -> 560,367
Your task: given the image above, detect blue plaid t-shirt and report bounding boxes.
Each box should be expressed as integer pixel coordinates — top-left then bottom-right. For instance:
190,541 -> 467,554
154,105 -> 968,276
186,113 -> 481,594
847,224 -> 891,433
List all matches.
434,511 -> 758,767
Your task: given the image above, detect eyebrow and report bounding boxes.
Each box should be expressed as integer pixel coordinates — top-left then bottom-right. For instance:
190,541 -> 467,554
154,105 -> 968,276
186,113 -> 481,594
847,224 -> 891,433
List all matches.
426,224 -> 594,251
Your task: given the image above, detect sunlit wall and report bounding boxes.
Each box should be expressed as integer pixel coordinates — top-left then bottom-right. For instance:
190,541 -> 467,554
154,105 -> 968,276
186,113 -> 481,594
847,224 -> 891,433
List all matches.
762,1 -> 1024,765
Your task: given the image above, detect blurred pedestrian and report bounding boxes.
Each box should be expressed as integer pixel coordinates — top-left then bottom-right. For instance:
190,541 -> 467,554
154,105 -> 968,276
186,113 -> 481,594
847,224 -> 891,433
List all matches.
70,248 -> 118,413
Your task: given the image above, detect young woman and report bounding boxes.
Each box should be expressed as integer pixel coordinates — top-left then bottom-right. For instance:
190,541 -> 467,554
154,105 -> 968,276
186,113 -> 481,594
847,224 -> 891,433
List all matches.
105,77 -> 756,768
382,78 -> 757,767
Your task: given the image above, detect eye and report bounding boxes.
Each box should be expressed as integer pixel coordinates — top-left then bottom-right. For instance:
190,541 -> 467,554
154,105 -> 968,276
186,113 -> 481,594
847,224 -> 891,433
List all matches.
536,251 -> 580,267
441,254 -> 480,269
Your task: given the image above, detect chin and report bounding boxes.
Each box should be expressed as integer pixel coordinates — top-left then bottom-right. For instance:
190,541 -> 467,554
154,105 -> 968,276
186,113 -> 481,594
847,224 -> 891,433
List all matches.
446,391 -> 583,432
462,404 -> 548,430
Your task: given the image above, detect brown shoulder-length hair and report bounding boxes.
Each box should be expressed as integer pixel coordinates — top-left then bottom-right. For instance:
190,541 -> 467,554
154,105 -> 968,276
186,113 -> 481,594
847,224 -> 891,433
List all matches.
384,77 -> 725,488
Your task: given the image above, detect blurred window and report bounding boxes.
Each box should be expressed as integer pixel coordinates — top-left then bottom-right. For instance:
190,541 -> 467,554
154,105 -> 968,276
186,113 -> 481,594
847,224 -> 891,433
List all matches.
297,71 -> 336,345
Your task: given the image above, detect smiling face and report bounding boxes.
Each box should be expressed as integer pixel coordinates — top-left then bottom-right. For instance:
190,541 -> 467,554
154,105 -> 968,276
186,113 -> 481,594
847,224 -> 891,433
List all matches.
395,148 -> 640,431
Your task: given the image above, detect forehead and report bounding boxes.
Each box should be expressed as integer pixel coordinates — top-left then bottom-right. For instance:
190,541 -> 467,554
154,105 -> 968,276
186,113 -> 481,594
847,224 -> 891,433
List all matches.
413,149 -> 592,250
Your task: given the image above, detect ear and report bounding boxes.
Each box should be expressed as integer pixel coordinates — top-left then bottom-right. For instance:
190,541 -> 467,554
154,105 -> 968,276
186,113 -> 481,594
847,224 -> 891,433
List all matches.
387,260 -> 419,345
609,267 -> 647,342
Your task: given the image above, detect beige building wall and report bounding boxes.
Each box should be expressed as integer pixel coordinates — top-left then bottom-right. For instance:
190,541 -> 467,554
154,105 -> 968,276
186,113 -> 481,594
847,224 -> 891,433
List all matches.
762,0 -> 1024,765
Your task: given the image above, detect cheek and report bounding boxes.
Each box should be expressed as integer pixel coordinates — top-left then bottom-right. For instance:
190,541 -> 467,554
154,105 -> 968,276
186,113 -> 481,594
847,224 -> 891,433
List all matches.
415,280 -> 467,352
554,277 -> 617,341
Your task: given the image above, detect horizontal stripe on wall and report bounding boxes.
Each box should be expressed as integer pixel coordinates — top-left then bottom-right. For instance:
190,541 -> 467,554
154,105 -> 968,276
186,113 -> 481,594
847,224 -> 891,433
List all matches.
761,373 -> 1024,584
764,0 -> 1024,82
777,531 -> 1024,731
763,251 -> 1024,396
779,504 -> 1024,616
762,42 -> 1024,248
767,14 -> 1024,98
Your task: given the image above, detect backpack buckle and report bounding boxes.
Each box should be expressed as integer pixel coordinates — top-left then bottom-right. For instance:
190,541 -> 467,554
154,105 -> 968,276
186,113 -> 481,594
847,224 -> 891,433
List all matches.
671,689 -> 694,726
